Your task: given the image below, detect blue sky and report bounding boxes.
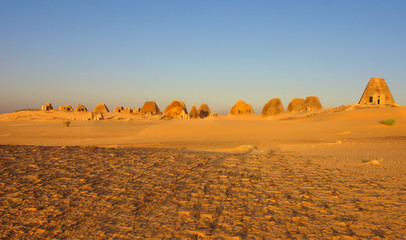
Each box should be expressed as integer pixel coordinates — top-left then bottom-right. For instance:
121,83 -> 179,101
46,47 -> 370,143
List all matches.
1,0 -> 405,114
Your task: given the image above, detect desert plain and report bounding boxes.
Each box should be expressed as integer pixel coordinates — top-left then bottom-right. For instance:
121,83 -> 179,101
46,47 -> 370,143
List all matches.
0,105 -> 406,239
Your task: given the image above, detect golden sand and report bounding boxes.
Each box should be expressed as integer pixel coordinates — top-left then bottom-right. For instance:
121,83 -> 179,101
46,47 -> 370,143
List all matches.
0,105 -> 405,238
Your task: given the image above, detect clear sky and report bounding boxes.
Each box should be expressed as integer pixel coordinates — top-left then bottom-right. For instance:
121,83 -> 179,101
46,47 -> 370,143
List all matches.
1,0 -> 405,114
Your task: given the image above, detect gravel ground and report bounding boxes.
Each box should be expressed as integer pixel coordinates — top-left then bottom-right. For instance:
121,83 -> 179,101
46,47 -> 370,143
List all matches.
0,145 -> 405,239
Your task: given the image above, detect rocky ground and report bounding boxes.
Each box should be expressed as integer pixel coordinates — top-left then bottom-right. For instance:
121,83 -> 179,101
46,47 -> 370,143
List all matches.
0,145 -> 405,239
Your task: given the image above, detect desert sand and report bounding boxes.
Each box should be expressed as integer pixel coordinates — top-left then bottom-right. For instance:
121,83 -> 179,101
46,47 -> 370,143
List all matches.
0,105 -> 405,239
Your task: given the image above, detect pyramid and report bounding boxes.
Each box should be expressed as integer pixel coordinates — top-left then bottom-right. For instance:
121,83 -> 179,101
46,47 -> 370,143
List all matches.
261,98 -> 284,116
229,100 -> 254,115
164,100 -> 188,119
359,78 -> 395,105
189,104 -> 199,119
75,104 -> 87,112
141,101 -> 161,115
93,104 -> 109,113
286,98 -> 305,113
42,103 -> 53,111
59,105 -> 73,111
114,106 -> 124,113
300,96 -> 322,112
197,104 -> 211,119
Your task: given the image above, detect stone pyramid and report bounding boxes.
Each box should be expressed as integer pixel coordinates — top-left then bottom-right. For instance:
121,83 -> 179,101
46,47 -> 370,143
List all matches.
286,98 -> 304,113
93,104 -> 109,113
197,104 -> 211,119
300,96 -> 322,112
229,100 -> 254,115
141,101 -> 161,115
359,77 -> 395,105
189,104 -> 199,119
164,100 -> 188,119
261,98 -> 284,116
75,104 -> 87,112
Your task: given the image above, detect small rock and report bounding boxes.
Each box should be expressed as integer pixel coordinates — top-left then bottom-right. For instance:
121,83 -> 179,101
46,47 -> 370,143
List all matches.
364,159 -> 383,165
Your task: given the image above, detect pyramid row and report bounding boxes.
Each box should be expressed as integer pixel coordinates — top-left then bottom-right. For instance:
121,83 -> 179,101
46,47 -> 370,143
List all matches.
260,96 -> 322,116
41,96 -> 322,119
229,96 -> 322,116
41,101 -> 213,119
